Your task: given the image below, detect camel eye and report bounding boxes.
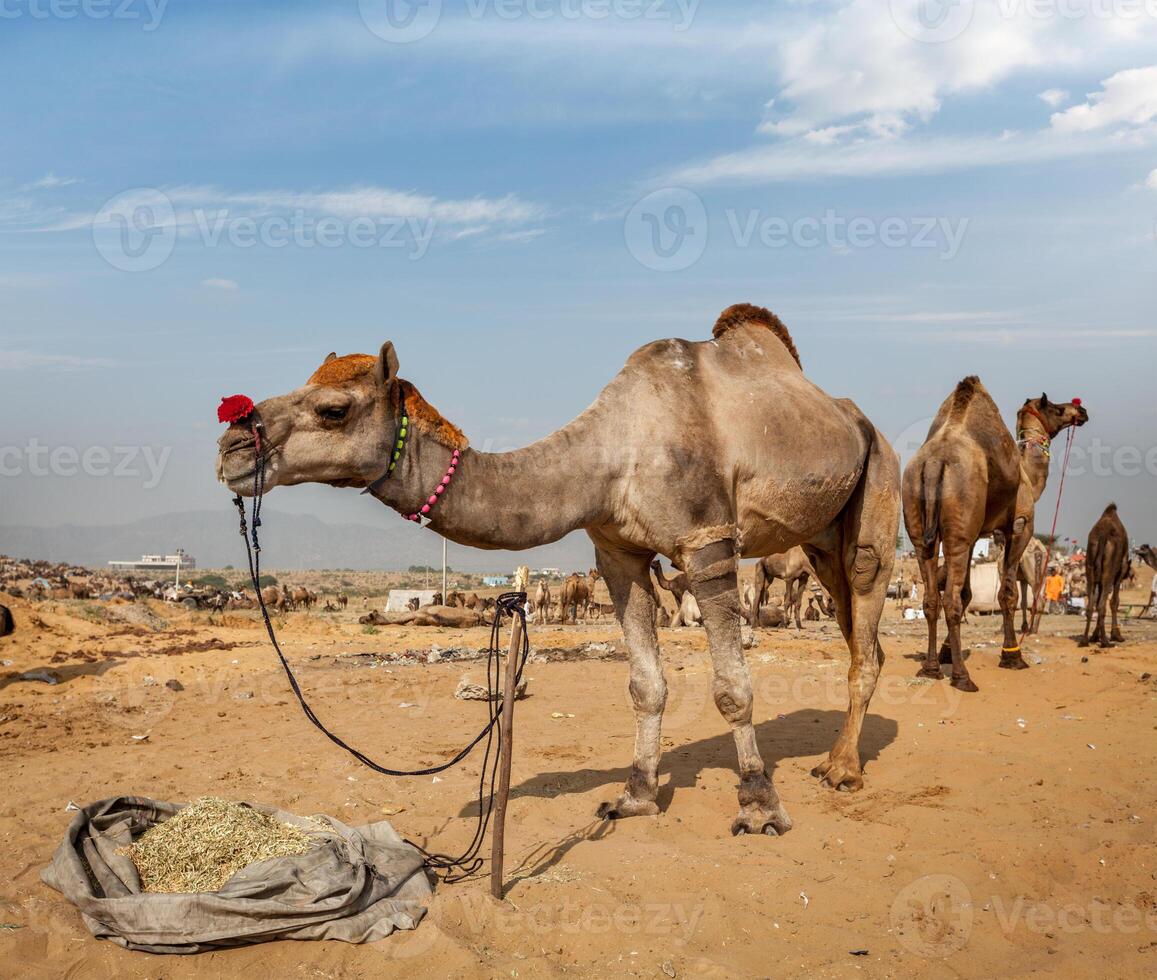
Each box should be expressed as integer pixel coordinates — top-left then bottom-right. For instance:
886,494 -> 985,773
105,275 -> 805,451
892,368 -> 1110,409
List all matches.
318,404 -> 349,422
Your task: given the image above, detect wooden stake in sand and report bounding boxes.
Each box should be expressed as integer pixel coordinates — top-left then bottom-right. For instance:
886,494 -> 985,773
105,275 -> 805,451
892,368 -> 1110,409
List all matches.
490,610 -> 523,900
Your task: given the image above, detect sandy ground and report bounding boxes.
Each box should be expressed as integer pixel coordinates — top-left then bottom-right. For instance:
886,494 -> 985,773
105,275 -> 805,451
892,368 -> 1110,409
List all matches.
2,590 -> 1156,979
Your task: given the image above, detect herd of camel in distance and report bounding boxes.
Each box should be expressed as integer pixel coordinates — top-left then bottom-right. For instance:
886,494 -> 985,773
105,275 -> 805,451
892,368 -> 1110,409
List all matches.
214,303 -> 1152,836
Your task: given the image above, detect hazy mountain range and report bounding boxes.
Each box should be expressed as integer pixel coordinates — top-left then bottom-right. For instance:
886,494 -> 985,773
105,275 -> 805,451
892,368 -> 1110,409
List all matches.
0,511 -> 596,573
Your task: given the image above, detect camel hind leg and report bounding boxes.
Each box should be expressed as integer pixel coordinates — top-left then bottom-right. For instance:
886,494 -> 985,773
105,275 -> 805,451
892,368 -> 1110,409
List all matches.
1110,579 -> 1124,643
805,423 -> 900,790
591,542 -> 665,819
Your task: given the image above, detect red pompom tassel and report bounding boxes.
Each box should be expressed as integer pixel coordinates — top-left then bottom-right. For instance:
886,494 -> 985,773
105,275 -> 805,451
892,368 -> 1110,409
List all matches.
217,394 -> 255,424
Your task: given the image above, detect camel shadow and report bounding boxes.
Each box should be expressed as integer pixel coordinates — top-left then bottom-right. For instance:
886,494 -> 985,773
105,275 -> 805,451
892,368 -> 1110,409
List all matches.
462,708 -> 898,816
0,658 -> 124,690
459,709 -> 897,892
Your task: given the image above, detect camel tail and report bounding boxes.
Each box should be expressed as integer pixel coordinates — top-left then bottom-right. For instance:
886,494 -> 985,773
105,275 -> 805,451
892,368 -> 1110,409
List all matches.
920,459 -> 945,560
712,303 -> 801,368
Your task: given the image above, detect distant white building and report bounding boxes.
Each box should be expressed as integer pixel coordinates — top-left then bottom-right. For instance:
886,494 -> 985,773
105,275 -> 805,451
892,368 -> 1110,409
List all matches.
538,567 -> 561,578
108,549 -> 196,572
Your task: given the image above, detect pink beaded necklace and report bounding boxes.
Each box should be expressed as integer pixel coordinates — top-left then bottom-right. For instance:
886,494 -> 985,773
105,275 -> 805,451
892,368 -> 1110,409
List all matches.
404,447 -> 460,524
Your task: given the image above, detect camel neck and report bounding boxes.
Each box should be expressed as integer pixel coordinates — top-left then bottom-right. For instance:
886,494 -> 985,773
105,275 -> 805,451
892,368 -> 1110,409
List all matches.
1016,411 -> 1051,501
373,414 -> 608,551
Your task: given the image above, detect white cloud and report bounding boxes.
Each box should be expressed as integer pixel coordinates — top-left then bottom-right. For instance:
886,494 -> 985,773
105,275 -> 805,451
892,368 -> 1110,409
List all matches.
660,3 -> 1157,184
201,278 -> 239,290
1050,66 -> 1157,132
0,183 -> 547,239
22,173 -> 81,190
667,128 -> 1133,184
1147,168 -> 1157,189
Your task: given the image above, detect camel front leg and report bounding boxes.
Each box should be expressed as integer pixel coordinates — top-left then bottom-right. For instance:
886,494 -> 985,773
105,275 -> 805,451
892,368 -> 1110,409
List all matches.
592,543 -> 666,819
681,529 -> 791,837
998,522 -> 1032,670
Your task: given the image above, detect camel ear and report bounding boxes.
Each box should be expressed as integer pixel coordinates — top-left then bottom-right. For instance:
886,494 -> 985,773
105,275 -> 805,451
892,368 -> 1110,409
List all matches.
324,352 -> 337,364
1040,392 -> 1050,408
377,342 -> 399,385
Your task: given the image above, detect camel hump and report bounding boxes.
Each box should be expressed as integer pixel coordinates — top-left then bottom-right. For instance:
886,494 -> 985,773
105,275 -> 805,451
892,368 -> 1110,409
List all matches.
1103,502 -> 1118,513
950,375 -> 983,415
712,303 -> 801,369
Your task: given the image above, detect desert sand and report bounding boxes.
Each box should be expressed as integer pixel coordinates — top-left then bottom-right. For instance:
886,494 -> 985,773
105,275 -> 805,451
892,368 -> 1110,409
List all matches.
2,583 -> 1156,978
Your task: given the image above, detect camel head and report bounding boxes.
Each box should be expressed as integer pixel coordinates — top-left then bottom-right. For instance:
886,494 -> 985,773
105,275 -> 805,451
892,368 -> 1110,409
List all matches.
1136,544 -> 1157,570
1018,393 -> 1088,437
216,343 -> 465,497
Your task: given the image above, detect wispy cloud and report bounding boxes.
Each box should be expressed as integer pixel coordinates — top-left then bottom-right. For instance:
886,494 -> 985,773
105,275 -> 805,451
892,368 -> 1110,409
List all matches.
0,350 -> 115,371
2,182 -> 547,238
22,173 -> 81,191
201,278 -> 239,290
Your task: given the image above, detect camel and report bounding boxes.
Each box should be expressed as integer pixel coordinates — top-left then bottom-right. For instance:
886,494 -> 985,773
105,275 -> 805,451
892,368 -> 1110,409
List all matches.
751,547 -> 815,629
560,569 -> 600,624
804,596 -> 819,621
1136,544 -> 1157,618
336,591 -> 349,610
902,378 -> 1087,691
0,604 -> 13,637
650,561 -> 690,606
533,581 -> 552,622
1080,504 -> 1129,648
217,303 -> 900,834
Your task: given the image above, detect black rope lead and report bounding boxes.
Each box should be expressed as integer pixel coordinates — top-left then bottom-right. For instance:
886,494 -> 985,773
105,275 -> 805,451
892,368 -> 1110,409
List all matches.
231,422 -> 529,881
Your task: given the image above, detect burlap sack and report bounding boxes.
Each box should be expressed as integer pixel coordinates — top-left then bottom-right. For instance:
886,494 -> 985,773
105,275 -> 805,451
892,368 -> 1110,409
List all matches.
41,796 -> 431,954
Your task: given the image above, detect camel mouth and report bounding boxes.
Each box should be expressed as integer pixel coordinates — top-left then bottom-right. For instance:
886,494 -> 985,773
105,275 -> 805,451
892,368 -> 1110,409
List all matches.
1075,407 -> 1089,426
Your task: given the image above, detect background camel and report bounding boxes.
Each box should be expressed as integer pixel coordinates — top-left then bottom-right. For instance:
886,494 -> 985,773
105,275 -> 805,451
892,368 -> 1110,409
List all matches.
217,303 -> 900,834
533,581 -> 551,622
901,378 -> 1087,691
1081,504 -> 1129,648
751,547 -> 815,629
560,569 -> 600,624
650,560 -> 690,606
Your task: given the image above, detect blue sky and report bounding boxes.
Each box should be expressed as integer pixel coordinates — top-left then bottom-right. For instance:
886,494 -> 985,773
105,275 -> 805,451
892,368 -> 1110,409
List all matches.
1,0 -> 1155,562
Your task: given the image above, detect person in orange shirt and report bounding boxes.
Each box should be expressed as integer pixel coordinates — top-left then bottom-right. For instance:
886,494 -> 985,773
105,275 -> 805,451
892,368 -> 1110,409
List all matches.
1044,567 -> 1065,614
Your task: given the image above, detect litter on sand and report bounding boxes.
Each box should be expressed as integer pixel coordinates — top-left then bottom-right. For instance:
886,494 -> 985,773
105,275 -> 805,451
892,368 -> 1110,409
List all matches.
119,797 -> 317,893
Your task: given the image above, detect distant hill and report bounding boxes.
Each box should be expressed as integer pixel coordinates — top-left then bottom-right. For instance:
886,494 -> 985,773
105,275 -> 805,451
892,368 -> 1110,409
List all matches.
0,510 -> 596,573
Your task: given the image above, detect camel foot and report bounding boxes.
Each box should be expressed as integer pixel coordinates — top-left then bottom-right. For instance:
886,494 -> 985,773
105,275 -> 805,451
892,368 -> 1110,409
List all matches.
950,675 -> 979,693
1078,638 -> 1089,648
1111,630 -> 1124,643
916,665 -> 943,680
1098,639 -> 1113,650
731,770 -> 793,836
812,752 -> 864,792
596,795 -> 659,820
999,653 -> 1030,670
